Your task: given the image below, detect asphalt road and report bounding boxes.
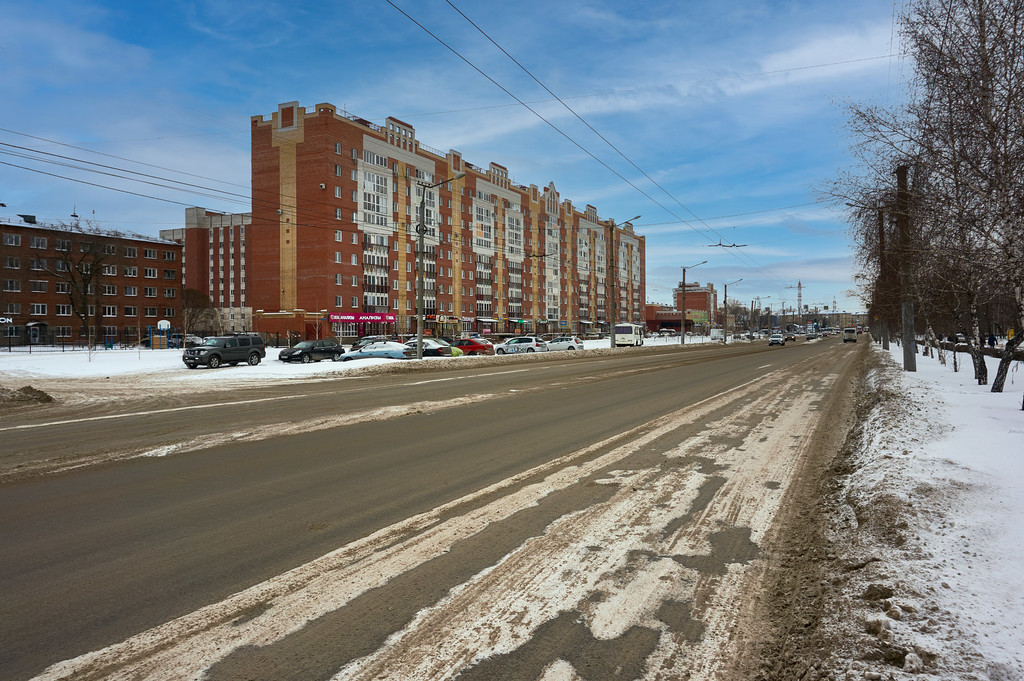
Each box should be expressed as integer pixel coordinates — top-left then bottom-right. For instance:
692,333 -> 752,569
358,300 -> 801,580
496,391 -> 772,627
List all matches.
0,338 -> 861,680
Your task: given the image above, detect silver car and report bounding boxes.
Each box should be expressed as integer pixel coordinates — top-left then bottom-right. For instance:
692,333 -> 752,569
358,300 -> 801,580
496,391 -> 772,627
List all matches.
495,336 -> 549,354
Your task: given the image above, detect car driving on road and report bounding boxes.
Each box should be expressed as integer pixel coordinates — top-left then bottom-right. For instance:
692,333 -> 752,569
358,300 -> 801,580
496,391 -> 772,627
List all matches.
768,333 -> 786,346
278,339 -> 345,363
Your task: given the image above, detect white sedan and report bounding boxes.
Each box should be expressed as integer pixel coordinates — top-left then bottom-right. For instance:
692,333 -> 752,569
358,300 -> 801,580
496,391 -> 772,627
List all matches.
495,336 -> 549,354
546,335 -> 584,351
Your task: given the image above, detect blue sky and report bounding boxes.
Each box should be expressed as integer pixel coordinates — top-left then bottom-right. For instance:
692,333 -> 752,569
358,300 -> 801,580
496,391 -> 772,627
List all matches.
0,0 -> 910,312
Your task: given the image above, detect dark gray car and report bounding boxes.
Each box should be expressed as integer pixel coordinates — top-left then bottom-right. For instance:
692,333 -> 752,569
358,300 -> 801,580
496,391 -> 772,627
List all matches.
183,335 -> 266,368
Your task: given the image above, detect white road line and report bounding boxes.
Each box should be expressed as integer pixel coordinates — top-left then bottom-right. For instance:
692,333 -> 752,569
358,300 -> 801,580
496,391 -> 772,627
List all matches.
407,369 -> 529,385
0,394 -> 309,433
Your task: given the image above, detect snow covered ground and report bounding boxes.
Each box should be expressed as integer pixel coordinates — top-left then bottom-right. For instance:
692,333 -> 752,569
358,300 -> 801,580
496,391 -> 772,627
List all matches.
0,335 -> 717,383
826,343 -> 1024,679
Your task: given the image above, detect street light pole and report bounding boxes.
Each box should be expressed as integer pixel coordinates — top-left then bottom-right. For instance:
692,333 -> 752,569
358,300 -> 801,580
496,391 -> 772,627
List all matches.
608,215 -> 640,349
680,260 -> 707,345
416,172 -> 465,360
723,278 -> 742,344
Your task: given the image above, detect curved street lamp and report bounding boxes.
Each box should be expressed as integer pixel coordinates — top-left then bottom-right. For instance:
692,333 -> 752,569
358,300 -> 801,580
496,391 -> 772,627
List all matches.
680,260 -> 707,345
416,172 -> 465,359
722,278 -> 742,343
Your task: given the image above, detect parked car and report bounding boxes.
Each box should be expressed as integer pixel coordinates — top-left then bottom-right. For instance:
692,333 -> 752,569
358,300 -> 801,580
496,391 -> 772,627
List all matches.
768,334 -> 786,346
495,336 -> 549,354
182,334 -> 266,368
278,339 -> 345,363
341,341 -> 414,361
547,335 -> 584,351
450,338 -> 495,356
405,338 -> 454,357
351,335 -> 398,351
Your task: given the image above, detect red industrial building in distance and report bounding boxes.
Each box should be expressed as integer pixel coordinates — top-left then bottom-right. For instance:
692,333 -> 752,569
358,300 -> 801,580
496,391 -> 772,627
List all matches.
167,101 -> 646,340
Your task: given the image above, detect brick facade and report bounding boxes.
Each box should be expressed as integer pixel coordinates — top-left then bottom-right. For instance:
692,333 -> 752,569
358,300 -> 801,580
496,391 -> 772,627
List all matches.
1,216 -> 182,345
233,101 -> 646,339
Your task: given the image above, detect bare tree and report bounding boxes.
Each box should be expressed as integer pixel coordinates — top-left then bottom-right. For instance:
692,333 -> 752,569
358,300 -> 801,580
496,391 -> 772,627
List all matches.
182,288 -> 215,337
42,221 -> 127,347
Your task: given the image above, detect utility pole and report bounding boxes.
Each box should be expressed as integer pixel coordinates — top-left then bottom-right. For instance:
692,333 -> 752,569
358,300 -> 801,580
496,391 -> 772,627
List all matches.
896,164 -> 916,371
723,278 -> 742,344
877,206 -> 890,350
680,260 -> 707,345
416,172 -> 465,359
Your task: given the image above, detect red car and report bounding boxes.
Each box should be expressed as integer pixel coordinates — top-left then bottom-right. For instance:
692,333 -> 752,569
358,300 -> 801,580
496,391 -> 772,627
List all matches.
450,338 -> 495,356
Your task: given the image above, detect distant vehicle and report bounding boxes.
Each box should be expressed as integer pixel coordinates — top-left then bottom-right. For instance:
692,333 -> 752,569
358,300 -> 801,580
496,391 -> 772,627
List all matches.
450,338 -> 495,356
806,332 -> 818,340
351,335 -> 398,351
495,336 -> 548,354
547,335 -> 584,351
182,334 -> 266,368
278,339 -> 345,363
614,323 -> 645,347
341,341 -> 413,361
768,334 -> 786,346
842,327 -> 857,343
406,338 -> 454,357
784,332 -> 797,342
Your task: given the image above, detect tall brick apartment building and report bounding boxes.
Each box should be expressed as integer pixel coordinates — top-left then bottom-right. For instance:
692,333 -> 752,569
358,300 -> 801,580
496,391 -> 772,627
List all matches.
182,101 -> 646,340
1,215 -> 182,345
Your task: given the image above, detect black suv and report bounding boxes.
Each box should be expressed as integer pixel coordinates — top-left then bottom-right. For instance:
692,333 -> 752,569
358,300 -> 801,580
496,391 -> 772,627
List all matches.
182,334 -> 266,369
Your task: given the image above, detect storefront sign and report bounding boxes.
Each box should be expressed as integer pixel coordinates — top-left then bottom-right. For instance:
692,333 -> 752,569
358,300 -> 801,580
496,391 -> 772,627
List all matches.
0,317 -> 13,324
329,313 -> 397,323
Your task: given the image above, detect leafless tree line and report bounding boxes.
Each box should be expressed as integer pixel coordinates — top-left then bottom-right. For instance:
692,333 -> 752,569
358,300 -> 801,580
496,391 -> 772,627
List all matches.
828,0 -> 1024,398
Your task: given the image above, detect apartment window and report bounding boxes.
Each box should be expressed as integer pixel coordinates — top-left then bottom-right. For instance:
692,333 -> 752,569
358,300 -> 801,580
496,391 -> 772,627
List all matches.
55,326 -> 72,338
30,236 -> 46,249
29,258 -> 46,271
335,252 -> 342,264
163,251 -> 176,261
124,266 -> 138,277
5,303 -> 21,314
335,186 -> 342,199
335,142 -> 342,154
3,234 -> 21,246
163,308 -> 176,317
55,239 -> 70,252
351,232 -> 358,244
124,246 -> 138,257
351,275 -> 357,286
144,268 -> 157,278
351,296 -> 358,308
145,307 -> 158,317
143,248 -> 157,259
334,163 -> 342,176
351,254 -> 357,265
335,296 -> 343,307
124,286 -> 138,296
335,208 -> 343,220
103,305 -> 117,317
55,282 -> 70,294
56,304 -> 72,316
144,287 -> 157,297
163,288 -> 177,298
3,280 -> 21,292
4,256 -> 20,269
124,306 -> 138,317
30,303 -> 46,315
102,264 -> 117,276
104,244 -> 117,255
335,230 -> 343,241
163,269 -> 176,280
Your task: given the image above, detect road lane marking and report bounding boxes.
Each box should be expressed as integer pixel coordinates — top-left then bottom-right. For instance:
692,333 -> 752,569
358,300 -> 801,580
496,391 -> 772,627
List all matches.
0,394 -> 309,433
407,369 -> 529,385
